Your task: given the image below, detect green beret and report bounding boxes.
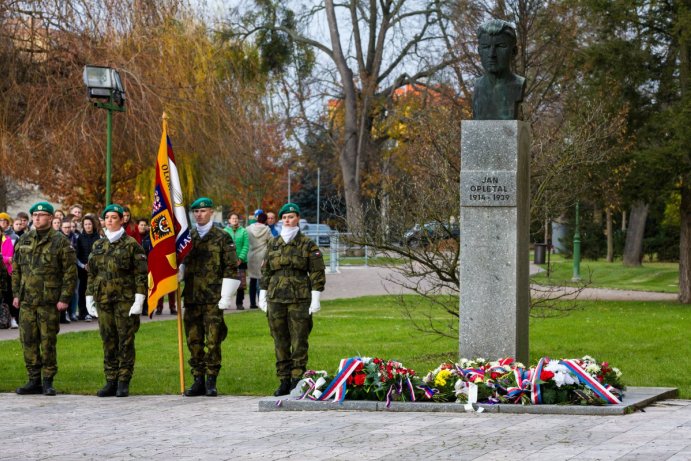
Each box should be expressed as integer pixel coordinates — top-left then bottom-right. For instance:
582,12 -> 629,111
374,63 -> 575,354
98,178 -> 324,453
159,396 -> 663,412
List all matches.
29,202 -> 54,215
190,197 -> 214,209
278,202 -> 301,218
102,203 -> 124,219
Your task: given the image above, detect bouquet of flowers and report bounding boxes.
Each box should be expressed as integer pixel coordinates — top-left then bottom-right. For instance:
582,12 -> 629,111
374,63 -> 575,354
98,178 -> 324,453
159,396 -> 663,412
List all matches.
444,356 -> 624,405
295,355 -> 624,407
298,357 -> 420,405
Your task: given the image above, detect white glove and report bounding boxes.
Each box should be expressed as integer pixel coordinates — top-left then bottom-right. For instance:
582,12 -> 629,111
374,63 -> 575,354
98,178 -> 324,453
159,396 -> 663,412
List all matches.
258,290 -> 268,312
218,278 -> 241,310
129,293 -> 146,316
86,296 -> 98,318
177,264 -> 185,282
309,291 -> 321,315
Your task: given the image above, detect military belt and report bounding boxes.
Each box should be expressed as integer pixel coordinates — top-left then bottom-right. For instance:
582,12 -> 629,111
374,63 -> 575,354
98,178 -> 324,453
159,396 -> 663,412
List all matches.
273,269 -> 307,277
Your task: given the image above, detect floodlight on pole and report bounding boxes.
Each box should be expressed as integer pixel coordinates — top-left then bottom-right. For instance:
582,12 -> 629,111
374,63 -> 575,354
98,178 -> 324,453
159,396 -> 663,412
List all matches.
83,65 -> 126,206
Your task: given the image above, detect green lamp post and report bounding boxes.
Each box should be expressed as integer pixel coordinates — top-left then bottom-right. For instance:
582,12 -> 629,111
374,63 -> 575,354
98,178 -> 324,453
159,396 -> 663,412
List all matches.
83,65 -> 126,206
572,201 -> 582,282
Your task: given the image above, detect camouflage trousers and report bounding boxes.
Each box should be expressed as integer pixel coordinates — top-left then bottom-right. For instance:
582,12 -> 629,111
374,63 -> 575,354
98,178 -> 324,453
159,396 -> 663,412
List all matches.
267,301 -> 313,379
19,304 -> 60,380
97,301 -> 140,382
183,304 -> 228,377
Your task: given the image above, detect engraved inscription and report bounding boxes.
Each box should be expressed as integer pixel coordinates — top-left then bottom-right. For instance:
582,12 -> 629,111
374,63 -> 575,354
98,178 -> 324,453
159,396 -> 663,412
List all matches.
461,171 -> 517,207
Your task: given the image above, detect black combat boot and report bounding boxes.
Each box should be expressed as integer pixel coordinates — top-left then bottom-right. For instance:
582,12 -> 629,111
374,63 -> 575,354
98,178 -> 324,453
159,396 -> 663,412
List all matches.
97,380 -> 118,397
290,378 -> 301,391
274,378 -> 291,397
16,378 -> 42,395
184,375 -> 206,397
205,375 -> 218,397
116,380 -> 130,397
42,377 -> 57,396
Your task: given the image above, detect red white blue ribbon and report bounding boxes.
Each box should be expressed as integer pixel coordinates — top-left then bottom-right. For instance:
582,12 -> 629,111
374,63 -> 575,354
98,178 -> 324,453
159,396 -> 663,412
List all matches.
317,357 -> 362,402
560,359 -> 621,404
531,357 -> 548,404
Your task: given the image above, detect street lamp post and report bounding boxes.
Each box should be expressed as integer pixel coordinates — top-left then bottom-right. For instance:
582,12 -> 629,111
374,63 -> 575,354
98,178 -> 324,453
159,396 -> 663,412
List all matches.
83,65 -> 126,206
572,201 -> 582,282
288,169 -> 292,203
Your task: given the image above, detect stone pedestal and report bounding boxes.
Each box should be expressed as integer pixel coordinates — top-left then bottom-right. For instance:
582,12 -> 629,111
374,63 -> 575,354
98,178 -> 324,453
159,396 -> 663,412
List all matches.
459,120 -> 530,363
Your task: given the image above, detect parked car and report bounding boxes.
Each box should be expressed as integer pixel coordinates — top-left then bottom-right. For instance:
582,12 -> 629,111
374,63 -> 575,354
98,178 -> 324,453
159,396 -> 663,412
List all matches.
300,222 -> 333,246
403,221 -> 459,247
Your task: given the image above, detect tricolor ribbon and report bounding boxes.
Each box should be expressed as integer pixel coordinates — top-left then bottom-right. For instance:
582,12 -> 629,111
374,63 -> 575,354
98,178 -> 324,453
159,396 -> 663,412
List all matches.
317,357 -> 362,402
560,359 -> 621,404
506,367 -> 531,403
531,357 -> 548,404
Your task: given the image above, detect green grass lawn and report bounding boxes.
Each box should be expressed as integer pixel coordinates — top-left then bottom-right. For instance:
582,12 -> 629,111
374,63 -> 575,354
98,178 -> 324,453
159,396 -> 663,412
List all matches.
531,254 -> 679,293
1,295 -> 688,398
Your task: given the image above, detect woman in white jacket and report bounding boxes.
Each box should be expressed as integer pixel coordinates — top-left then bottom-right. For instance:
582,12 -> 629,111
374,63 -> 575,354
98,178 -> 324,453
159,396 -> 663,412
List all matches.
246,212 -> 271,309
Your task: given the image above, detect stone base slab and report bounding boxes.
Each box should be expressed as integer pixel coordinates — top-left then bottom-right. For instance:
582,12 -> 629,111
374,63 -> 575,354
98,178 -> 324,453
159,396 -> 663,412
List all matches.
258,387 -> 677,416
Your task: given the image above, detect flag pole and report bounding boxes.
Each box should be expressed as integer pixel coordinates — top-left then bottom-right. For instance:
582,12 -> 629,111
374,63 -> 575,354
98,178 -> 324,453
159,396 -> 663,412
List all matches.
176,286 -> 185,394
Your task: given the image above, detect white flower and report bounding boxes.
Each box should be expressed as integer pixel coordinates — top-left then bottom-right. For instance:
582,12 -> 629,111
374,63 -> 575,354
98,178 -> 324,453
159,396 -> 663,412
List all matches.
585,363 -> 601,374
581,355 -> 597,364
544,361 -> 578,387
514,362 -> 525,369
613,367 -> 622,378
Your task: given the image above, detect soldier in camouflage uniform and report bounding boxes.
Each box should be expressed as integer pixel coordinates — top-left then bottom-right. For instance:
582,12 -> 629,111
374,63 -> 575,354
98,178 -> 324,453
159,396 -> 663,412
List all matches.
85,204 -> 147,398
181,197 -> 240,397
259,202 -> 326,396
12,201 -> 77,396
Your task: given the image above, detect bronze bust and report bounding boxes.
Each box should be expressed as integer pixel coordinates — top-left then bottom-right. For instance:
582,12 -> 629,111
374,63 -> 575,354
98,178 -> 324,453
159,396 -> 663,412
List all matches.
472,20 -> 526,120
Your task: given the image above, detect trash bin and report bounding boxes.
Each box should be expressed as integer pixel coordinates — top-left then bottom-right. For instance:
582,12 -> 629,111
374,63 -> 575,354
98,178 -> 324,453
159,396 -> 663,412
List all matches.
534,243 -> 547,264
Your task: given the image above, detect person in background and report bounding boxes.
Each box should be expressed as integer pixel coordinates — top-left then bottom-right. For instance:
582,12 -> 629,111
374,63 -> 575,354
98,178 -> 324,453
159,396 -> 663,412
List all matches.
76,214 -> 101,321
59,218 -> 79,322
54,209 -> 65,220
85,204 -> 147,398
51,217 -> 61,231
13,202 -> 77,396
70,204 -> 83,233
122,206 -> 139,242
266,211 -> 280,237
0,212 -> 18,328
224,213 -> 249,310
181,197 -> 239,397
13,212 -> 29,237
259,203 -> 326,396
246,212 -> 271,309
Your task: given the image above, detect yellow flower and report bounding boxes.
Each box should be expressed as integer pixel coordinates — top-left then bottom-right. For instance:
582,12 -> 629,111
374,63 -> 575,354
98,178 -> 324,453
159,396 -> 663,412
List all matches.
434,369 -> 452,387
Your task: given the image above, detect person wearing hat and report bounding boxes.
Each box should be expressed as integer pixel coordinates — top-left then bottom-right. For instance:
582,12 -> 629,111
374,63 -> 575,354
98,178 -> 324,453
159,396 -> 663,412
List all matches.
180,197 -> 240,397
85,204 -> 147,398
12,202 -> 77,395
258,202 -> 326,396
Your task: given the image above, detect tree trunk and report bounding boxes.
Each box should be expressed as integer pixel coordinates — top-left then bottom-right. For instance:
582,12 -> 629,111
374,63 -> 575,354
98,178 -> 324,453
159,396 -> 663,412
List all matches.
622,201 -> 648,267
606,207 -> 614,263
679,181 -> 691,303
326,0 -> 364,235
0,175 -> 7,211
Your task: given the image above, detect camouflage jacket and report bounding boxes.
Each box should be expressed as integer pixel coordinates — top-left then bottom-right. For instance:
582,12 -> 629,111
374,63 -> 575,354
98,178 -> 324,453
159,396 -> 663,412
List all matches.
182,226 -> 238,304
12,228 -> 77,306
86,235 -> 147,304
260,231 -> 325,302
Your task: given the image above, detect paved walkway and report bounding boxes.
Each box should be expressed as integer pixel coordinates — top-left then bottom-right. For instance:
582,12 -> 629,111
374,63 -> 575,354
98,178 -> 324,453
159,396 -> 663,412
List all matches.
1,265 -> 687,460
1,394 -> 690,460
